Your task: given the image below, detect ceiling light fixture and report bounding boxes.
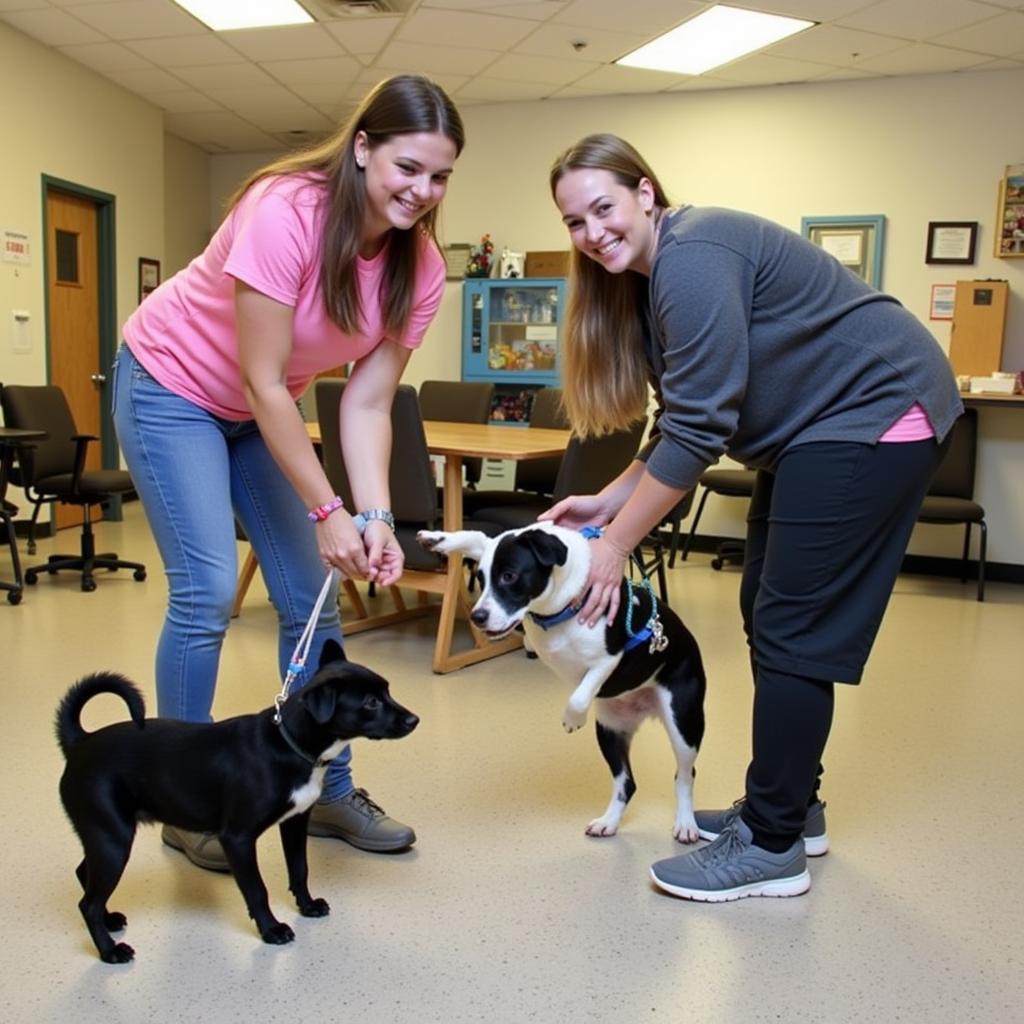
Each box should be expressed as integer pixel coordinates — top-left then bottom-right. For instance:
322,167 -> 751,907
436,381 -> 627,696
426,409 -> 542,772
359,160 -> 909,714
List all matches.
171,0 -> 313,31
616,4 -> 815,76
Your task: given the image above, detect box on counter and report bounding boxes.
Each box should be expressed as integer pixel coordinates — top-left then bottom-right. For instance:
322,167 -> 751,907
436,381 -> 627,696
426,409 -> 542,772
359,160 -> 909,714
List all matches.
524,250 -> 570,278
969,373 -> 1020,394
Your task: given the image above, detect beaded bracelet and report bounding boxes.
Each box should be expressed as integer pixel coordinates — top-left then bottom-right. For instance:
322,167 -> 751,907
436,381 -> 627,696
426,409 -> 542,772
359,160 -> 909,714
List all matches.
307,495 -> 344,523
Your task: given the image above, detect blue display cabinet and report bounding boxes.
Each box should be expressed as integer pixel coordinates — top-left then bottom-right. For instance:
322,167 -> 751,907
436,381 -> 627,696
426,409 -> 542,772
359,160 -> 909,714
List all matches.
462,278 -> 566,423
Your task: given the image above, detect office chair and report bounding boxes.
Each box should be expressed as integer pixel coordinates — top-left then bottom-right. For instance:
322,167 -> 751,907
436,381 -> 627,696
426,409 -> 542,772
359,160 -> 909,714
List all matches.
417,380 -> 494,489
316,378 -> 482,635
916,408 -> 987,601
462,386 -> 569,518
679,468 -> 756,569
0,384 -> 146,592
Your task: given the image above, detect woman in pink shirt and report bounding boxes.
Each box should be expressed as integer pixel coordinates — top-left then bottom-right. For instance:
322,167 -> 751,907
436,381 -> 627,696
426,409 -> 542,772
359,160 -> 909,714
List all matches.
113,75 -> 463,870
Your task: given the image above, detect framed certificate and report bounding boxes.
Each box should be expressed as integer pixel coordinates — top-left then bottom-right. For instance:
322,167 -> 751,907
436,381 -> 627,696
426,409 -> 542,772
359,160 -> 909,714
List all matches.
801,215 -> 885,289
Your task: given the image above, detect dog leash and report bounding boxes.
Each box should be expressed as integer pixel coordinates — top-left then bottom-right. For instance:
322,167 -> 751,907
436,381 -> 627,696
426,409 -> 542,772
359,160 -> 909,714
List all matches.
274,569 -> 338,725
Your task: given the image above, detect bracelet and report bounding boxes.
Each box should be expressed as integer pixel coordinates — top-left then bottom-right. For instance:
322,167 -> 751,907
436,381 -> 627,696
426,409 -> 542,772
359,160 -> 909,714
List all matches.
307,495 -> 344,523
351,508 -> 395,535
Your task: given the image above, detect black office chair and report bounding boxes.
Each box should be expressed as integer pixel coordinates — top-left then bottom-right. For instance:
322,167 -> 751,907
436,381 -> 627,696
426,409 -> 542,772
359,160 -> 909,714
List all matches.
0,384 -> 146,592
916,408 -> 987,601
679,468 -> 756,569
462,386 -> 569,518
418,380 -> 494,489
316,378 -> 481,635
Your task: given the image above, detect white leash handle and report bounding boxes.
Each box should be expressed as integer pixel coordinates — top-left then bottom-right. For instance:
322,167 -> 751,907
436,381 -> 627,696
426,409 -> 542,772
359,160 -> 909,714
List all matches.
274,569 -> 337,723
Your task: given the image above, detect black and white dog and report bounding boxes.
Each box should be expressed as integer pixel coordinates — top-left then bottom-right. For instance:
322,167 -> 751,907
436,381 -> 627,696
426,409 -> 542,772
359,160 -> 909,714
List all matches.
55,640 -> 418,963
418,523 -> 706,842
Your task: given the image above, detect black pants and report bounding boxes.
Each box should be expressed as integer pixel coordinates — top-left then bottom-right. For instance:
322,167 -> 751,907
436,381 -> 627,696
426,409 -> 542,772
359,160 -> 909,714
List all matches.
736,438 -> 948,849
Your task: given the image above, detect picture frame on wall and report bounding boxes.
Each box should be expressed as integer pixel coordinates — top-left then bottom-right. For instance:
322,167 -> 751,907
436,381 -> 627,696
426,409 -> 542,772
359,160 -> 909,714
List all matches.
138,257 -> 160,302
925,221 -> 978,265
995,163 -> 1024,258
801,215 -> 885,289
929,283 -> 956,320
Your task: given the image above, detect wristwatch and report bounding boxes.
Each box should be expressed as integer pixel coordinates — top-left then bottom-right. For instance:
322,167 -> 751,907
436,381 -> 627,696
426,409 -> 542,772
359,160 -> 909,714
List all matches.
351,508 -> 396,535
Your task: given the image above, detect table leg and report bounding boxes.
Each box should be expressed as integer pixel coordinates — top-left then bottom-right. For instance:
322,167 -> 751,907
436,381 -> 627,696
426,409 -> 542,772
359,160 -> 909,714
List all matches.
431,453 -> 521,673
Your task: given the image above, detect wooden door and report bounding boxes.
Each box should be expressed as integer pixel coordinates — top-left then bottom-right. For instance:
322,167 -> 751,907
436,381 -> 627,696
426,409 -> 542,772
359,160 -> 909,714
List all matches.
45,189 -> 102,530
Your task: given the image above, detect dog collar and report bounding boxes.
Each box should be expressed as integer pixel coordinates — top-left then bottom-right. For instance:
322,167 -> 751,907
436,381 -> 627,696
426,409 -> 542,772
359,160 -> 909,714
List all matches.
277,719 -> 335,768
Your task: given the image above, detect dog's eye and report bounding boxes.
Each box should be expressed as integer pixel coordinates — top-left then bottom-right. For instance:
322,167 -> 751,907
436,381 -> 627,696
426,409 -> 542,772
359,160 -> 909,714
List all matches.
363,696 -> 382,711
500,570 -> 518,585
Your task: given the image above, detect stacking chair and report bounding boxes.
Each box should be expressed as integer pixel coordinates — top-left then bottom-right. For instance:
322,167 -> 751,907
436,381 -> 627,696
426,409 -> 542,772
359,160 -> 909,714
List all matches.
316,378 -> 477,635
417,380 -> 494,489
0,384 -> 146,593
916,408 -> 987,601
679,468 -> 756,569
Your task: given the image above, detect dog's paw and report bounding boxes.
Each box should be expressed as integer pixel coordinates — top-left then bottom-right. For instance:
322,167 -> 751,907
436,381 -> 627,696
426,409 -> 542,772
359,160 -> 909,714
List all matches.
260,922 -> 296,945
105,911 -> 127,931
585,817 -> 620,838
673,820 -> 701,844
562,704 -> 588,733
100,941 -> 135,964
416,530 -> 445,552
299,897 -> 330,918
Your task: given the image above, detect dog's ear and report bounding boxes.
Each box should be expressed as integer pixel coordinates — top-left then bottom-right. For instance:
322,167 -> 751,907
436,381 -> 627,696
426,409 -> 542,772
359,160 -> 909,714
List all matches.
299,681 -> 338,724
318,638 -> 346,669
520,530 -> 568,568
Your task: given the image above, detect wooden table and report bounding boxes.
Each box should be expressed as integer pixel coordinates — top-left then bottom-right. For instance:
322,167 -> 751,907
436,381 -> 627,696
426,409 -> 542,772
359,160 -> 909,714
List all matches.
307,419 -> 572,672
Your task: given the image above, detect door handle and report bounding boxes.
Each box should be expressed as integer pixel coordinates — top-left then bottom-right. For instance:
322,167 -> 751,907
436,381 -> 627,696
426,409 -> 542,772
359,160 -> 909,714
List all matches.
90,373 -> 107,385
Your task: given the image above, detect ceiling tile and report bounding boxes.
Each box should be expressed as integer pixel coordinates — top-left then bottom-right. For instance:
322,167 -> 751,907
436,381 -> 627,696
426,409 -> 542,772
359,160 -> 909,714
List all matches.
1,9 -> 106,46
417,0 -> 567,15
57,41 -> 154,72
125,35 -> 247,67
569,62 -> 687,91
323,15 -> 401,58
260,55 -> 362,87
203,84 -> 308,110
172,62 -> 281,90
374,40 -> 500,75
709,53 -> 837,84
854,41 -> 995,72
397,8 -> 538,48
220,24 -> 345,62
69,1 -> 205,40
770,24 -> 910,64
455,76 -> 554,101
104,65 -> 190,92
553,0 -> 704,35
933,10 -> 1024,54
836,0 -> 1001,40
482,50 -> 597,84
512,21 -> 646,62
145,89 -> 224,113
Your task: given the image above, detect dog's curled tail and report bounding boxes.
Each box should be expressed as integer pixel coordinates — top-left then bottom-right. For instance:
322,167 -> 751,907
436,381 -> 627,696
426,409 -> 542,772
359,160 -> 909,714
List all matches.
55,672 -> 146,756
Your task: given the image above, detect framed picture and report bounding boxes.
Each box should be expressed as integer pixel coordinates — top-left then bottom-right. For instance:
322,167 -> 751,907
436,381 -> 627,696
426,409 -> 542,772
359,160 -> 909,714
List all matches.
444,243 -> 471,280
929,283 -> 956,320
925,222 -> 978,264
995,163 -> 1024,258
801,215 -> 885,289
138,257 -> 160,302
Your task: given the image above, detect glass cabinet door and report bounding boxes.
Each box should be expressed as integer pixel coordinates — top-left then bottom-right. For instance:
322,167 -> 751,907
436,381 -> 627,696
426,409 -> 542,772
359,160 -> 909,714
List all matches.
483,283 -> 560,375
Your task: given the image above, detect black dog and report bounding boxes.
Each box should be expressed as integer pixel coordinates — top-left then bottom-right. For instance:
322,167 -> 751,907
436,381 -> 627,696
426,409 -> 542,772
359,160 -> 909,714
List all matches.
419,524 -> 706,841
56,640 -> 418,963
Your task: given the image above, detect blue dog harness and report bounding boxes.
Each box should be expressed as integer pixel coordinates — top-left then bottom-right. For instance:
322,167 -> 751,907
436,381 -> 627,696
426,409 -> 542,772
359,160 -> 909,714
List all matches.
527,527 -> 668,654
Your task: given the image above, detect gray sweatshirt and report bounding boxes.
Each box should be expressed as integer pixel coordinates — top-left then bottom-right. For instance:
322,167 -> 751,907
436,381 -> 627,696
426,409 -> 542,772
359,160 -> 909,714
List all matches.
639,206 -> 963,492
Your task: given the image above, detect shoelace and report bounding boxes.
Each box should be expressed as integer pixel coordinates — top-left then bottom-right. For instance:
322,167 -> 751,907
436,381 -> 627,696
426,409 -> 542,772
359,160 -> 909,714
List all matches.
701,824 -> 747,866
351,788 -> 386,818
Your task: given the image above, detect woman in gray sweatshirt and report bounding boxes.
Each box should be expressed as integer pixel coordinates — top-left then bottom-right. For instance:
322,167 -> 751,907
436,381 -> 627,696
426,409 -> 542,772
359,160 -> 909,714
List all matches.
544,133 -> 962,903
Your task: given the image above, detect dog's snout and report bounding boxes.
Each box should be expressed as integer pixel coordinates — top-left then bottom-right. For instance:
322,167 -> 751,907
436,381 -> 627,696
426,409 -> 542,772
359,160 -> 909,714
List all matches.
470,608 -> 488,626
403,713 -> 419,733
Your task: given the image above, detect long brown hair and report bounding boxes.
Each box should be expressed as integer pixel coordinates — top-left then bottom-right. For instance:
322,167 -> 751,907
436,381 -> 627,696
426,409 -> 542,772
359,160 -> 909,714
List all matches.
228,74 -> 464,338
549,134 -> 671,437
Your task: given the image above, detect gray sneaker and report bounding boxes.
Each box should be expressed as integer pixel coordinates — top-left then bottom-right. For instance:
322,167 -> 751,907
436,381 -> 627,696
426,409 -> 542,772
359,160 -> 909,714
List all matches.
161,824 -> 231,873
695,798 -> 829,857
650,817 -> 810,902
308,788 -> 416,852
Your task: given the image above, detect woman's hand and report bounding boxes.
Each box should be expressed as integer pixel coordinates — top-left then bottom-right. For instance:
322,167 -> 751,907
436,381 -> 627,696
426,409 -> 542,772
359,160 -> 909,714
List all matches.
576,534 -> 631,627
364,520 -> 404,587
538,493 -> 612,531
316,513 -> 370,580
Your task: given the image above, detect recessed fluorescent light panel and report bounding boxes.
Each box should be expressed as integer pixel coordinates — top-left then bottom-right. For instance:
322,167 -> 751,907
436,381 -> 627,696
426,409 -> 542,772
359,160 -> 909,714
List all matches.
617,4 -> 815,76
172,0 -> 313,31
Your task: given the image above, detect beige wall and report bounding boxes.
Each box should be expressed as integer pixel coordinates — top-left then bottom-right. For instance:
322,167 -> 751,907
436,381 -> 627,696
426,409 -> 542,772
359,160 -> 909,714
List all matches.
0,22 -> 165,388
164,134 -> 211,278
212,68 -> 1024,565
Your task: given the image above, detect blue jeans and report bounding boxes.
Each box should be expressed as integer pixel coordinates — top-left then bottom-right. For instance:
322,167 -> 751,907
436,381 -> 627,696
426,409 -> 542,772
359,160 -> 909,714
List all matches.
112,344 -> 351,800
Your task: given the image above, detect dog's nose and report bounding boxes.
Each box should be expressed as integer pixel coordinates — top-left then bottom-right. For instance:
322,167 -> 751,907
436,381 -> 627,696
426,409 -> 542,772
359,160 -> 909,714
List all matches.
403,714 -> 419,732
470,608 -> 488,626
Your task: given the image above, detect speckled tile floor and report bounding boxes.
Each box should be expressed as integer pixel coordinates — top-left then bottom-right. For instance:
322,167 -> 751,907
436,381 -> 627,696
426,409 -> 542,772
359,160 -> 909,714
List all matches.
1,504 -> 1020,1024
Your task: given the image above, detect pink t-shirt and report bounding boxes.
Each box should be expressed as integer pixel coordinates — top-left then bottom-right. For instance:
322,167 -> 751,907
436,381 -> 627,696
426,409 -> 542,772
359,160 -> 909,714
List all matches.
123,173 -> 446,420
878,402 -> 935,442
